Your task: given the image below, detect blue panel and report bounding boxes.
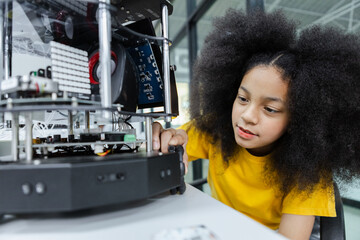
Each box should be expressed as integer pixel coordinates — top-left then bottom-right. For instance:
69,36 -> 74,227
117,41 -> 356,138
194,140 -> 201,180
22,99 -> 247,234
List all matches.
127,41 -> 164,108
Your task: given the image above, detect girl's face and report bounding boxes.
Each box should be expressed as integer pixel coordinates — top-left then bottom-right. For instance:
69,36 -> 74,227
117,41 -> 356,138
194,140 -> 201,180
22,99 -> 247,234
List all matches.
232,65 -> 290,156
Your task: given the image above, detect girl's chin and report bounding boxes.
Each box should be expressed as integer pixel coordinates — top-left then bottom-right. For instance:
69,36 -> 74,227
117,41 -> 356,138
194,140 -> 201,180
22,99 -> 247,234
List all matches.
235,139 -> 252,149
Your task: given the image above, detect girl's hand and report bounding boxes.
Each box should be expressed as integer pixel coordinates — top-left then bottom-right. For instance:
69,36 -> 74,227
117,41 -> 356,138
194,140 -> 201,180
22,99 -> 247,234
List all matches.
152,122 -> 188,174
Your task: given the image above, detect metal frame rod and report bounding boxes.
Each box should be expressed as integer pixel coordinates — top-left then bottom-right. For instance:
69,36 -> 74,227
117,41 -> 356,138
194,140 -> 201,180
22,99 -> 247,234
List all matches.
99,0 -> 112,120
25,112 -> 33,163
0,2 -> 4,87
3,1 -> 11,80
145,116 -> 153,152
85,110 -> 90,132
0,3 -> 4,125
11,112 -> 19,161
68,110 -> 73,135
161,5 -> 172,123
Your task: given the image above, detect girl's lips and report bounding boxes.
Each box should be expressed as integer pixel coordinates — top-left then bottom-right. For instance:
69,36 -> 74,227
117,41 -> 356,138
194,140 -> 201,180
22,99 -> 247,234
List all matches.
237,126 -> 257,139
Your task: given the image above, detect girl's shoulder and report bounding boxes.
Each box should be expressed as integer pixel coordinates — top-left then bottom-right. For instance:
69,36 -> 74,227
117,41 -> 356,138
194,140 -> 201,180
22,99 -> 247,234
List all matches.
179,121 -> 215,162
179,121 -> 214,144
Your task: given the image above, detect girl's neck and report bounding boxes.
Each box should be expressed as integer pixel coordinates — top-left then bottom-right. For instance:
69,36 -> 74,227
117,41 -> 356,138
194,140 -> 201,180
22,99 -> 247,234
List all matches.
246,146 -> 274,157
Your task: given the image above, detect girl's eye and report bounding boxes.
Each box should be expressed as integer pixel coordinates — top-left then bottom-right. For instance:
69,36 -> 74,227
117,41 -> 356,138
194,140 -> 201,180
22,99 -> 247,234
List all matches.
264,107 -> 279,113
238,96 -> 248,103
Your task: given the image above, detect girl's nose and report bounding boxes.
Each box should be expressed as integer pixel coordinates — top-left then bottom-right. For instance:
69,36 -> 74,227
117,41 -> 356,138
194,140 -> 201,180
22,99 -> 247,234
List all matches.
241,105 -> 259,125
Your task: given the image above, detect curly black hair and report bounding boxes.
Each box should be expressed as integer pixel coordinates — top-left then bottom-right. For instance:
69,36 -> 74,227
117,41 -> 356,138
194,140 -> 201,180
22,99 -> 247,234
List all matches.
189,9 -> 360,195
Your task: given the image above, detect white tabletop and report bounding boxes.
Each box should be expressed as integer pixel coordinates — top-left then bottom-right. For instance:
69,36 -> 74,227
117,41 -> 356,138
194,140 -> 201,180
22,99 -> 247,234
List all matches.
0,184 -> 286,240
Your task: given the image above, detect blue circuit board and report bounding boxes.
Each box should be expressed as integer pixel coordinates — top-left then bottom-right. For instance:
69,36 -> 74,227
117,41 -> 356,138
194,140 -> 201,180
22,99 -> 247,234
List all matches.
127,41 -> 164,108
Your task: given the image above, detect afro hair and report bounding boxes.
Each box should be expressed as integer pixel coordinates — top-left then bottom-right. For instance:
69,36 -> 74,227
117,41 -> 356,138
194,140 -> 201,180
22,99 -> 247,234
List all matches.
189,9 -> 360,195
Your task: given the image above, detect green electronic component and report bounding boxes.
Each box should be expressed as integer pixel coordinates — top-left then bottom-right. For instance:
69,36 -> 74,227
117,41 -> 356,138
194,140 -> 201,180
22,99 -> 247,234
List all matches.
124,134 -> 136,142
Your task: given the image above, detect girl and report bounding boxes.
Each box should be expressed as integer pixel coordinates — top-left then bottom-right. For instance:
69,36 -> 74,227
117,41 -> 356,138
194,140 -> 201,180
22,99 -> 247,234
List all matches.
152,10 -> 360,240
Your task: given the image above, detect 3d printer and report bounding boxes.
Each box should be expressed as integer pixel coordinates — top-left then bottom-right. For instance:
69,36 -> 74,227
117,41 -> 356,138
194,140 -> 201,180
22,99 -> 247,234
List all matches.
0,0 -> 185,215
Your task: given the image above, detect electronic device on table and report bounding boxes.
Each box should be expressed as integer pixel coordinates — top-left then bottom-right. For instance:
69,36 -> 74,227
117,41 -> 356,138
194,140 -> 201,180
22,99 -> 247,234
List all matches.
0,0 -> 185,215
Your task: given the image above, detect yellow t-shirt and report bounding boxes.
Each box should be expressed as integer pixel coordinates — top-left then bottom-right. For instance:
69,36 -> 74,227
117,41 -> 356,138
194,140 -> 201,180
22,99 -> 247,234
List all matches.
180,122 -> 336,230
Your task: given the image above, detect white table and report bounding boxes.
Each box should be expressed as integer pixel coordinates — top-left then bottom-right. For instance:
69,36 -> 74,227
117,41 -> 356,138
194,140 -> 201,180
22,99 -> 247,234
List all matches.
0,184 -> 286,240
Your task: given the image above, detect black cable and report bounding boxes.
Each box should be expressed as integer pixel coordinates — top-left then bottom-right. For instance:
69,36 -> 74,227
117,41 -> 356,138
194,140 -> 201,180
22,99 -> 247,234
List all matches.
56,111 -> 68,117
122,144 -> 139,152
124,115 -> 132,121
123,121 -> 134,129
118,115 -> 134,129
113,25 -> 172,46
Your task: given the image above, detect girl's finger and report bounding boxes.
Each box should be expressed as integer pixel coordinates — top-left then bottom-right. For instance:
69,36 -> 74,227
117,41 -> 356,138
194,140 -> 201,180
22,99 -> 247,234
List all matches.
152,122 -> 163,150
